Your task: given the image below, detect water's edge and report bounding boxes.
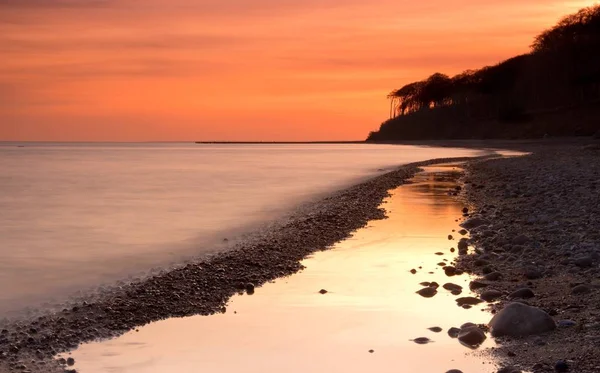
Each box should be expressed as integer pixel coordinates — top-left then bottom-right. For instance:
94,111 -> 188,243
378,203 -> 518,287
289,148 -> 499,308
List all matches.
0,154 -> 497,373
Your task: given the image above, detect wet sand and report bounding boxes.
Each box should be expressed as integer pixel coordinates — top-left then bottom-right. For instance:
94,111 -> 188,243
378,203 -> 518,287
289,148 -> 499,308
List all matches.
66,165 -> 497,373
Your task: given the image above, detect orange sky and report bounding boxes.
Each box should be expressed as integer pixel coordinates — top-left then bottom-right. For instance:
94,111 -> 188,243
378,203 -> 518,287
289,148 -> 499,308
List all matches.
0,0 -> 596,141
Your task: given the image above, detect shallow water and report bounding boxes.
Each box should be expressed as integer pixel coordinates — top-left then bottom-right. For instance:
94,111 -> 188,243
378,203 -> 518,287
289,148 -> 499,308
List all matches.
0,143 -> 484,317
68,164 -> 497,373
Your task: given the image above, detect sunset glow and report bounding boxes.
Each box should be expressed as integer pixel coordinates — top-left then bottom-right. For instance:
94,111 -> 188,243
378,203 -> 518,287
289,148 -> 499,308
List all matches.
1,0 -> 597,141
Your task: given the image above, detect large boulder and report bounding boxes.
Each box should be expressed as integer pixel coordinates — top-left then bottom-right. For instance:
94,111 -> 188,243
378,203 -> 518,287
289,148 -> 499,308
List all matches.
489,303 -> 556,337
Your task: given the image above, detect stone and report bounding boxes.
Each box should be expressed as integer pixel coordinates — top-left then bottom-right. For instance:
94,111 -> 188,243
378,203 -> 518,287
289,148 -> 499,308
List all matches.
573,255 -> 593,268
509,288 -> 535,299
554,360 -> 569,372
447,327 -> 461,338
458,229 -> 468,235
245,283 -> 255,294
448,235 -> 453,240
523,267 -> 543,279
410,269 -> 417,274
512,235 -> 529,245
489,302 -> 556,337
474,259 -> 490,266
482,266 -> 494,274
497,367 -> 522,373
458,326 -> 486,347
429,282 -> 439,289
436,251 -> 445,255
462,207 -> 468,214
416,287 -> 437,298
443,283 -> 463,292
460,216 -> 488,229
66,357 -> 75,366
428,326 -> 442,333
456,297 -> 483,307
557,320 -> 576,328
469,280 -> 488,290
446,370 -> 463,373
319,289 -> 328,294
457,238 -> 469,251
571,284 -> 591,295
484,271 -> 502,281
444,266 -> 457,276
411,337 -> 431,344
481,289 -> 503,302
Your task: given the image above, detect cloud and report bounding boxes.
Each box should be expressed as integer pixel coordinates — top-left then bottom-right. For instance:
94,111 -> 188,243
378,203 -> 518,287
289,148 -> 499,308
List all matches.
0,33 -> 244,54
0,0 -> 113,8
0,57 -> 220,80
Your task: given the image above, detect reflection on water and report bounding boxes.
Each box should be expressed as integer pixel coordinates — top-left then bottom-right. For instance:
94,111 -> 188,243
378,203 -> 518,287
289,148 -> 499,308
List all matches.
68,164 -> 497,373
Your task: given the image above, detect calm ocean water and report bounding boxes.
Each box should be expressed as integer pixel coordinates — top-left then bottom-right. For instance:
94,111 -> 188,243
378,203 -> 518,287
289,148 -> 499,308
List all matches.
0,143 -> 483,317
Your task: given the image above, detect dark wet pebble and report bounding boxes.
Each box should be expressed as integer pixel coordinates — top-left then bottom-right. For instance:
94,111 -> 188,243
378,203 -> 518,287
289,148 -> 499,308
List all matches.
67,357 -> 75,366
245,283 -> 255,294
484,271 -> 502,281
497,367 -> 522,373
509,288 -> 535,299
480,289 -> 503,302
448,235 -> 453,240
436,251 -> 445,255
368,349 -> 374,353
410,269 -> 417,274
557,320 -> 576,328
428,326 -> 443,333
446,370 -> 463,373
447,327 -> 461,338
573,255 -> 593,268
319,289 -> 328,294
457,326 -> 486,347
458,229 -> 468,235
411,337 -> 432,344
554,360 -> 569,372
481,266 -> 494,274
443,283 -> 463,292
571,284 -> 591,295
523,266 -> 543,280
444,266 -> 457,276
420,282 -> 431,286
469,280 -> 488,290
456,296 -> 484,306
416,287 -> 437,298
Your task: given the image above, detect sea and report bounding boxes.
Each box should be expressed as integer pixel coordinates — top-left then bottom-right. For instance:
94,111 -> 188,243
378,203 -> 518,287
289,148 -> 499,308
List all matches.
0,143 -> 484,318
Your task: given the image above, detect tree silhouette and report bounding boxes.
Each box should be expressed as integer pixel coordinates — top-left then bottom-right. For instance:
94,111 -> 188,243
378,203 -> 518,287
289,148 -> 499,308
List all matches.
368,4 -> 600,141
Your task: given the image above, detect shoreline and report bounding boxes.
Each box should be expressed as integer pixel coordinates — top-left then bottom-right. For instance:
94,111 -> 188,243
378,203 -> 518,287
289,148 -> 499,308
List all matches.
67,163 -> 498,373
454,143 -> 600,372
0,154 -> 495,372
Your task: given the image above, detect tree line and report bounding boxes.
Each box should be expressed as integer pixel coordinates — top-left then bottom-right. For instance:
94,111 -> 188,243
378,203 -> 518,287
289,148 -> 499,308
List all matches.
368,5 -> 600,141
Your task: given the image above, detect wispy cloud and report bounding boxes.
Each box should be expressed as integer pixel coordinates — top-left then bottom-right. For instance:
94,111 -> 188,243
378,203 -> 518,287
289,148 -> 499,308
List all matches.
0,0 -> 113,8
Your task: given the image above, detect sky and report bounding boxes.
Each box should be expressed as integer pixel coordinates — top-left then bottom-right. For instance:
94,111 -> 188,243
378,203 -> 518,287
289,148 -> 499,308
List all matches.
0,0 -> 597,141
